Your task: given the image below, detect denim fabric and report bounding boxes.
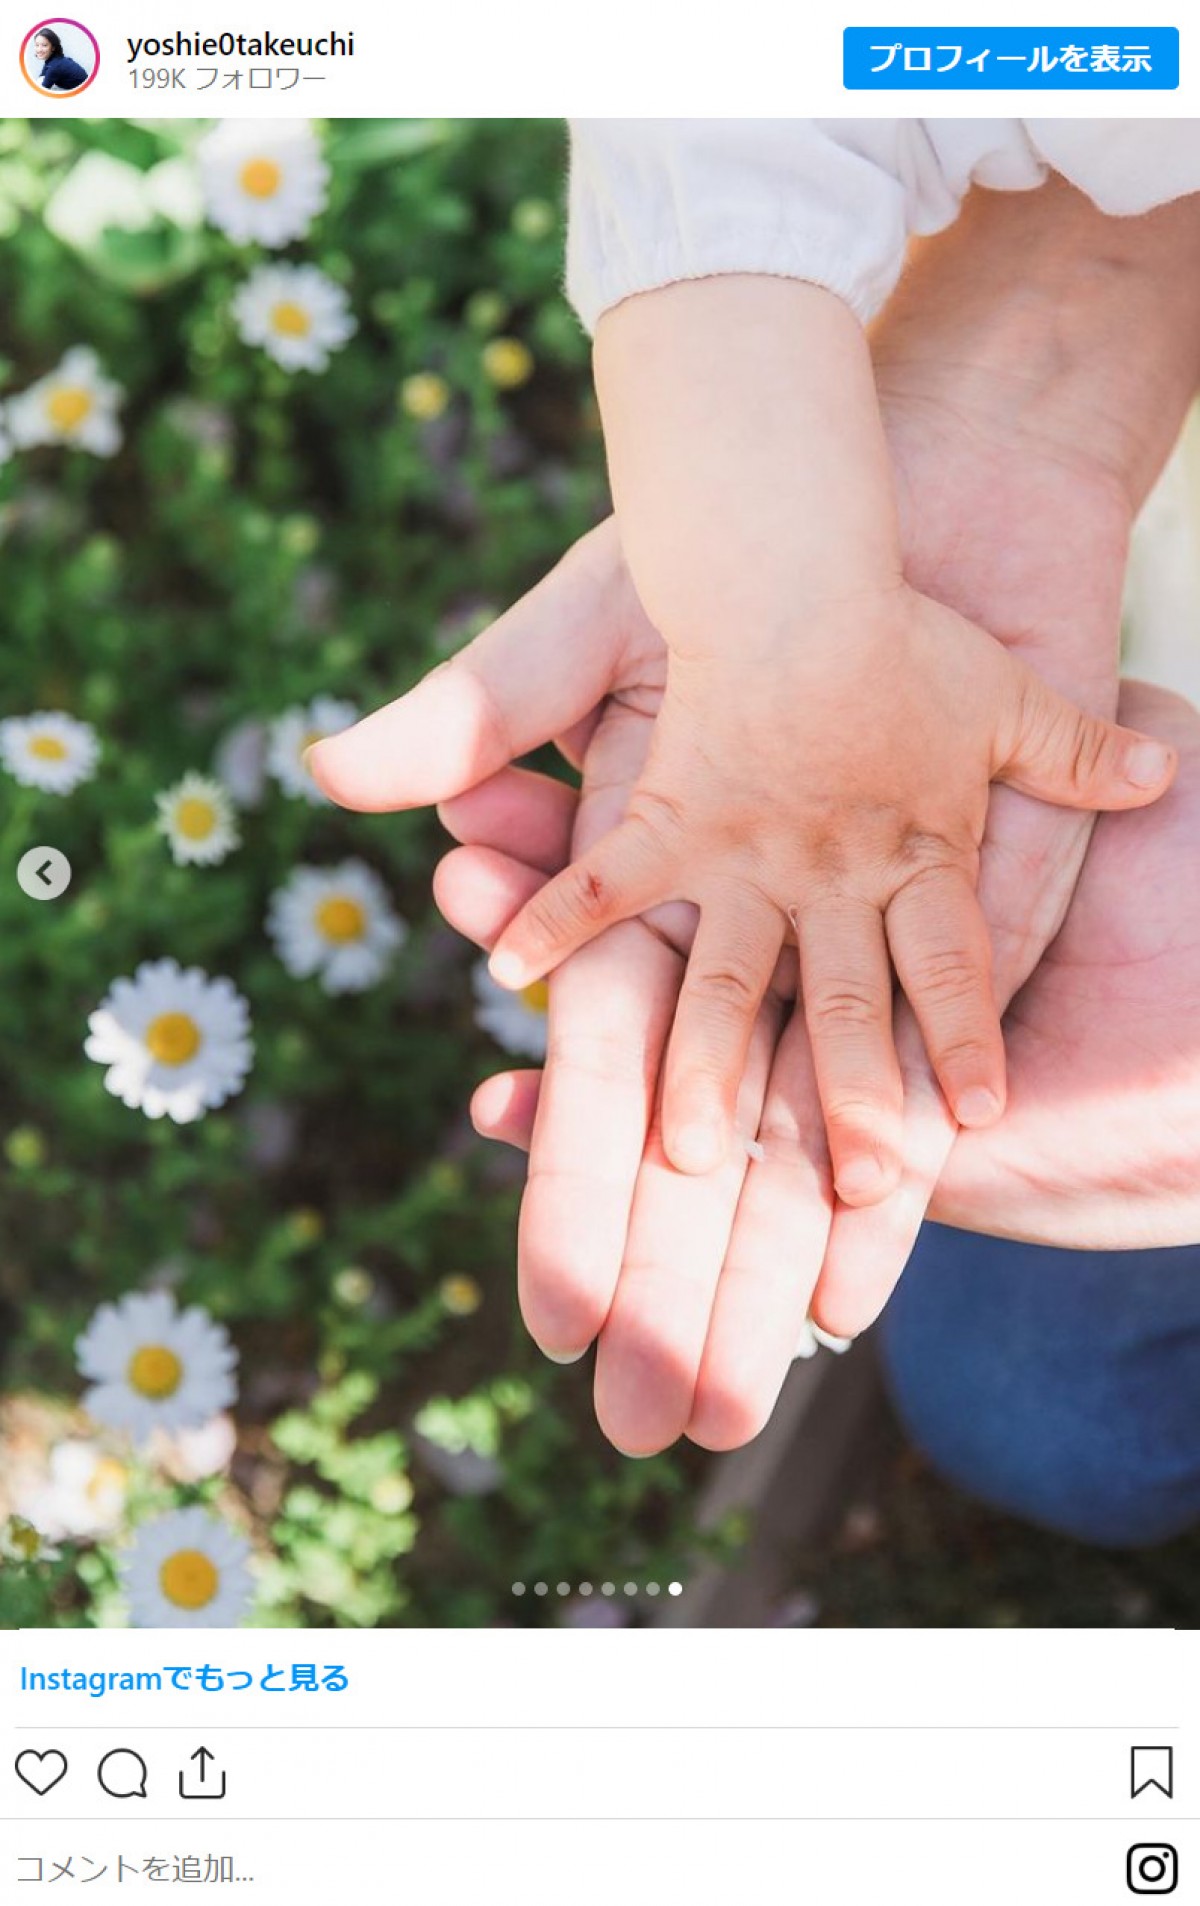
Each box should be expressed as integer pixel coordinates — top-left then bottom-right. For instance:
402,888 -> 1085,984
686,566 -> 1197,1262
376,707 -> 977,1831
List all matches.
878,1224 -> 1200,1548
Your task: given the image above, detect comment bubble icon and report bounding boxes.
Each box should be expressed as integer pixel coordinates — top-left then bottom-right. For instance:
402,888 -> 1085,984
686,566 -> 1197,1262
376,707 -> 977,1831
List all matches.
98,1748 -> 149,1799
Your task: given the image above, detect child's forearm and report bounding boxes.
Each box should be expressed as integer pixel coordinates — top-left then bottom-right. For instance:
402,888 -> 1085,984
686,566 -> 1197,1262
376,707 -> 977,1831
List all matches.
593,275 -> 903,655
874,175 -> 1200,516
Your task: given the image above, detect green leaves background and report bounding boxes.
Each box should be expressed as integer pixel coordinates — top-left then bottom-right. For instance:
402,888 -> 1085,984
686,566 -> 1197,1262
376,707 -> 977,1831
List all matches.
0,118 -> 726,1628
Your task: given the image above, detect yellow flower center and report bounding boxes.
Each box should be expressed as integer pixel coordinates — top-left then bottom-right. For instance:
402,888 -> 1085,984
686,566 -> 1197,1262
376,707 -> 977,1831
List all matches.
401,373 -> 450,422
440,1273 -> 483,1317
315,896 -> 366,942
520,980 -> 551,1014
159,1548 -> 219,1611
46,386 -> 94,432
239,156 -> 283,199
144,1011 -> 202,1067
9,1519 -> 43,1561
127,1344 -> 183,1400
482,338 -> 534,390
271,300 -> 312,338
175,797 -> 217,841
288,1206 -> 324,1245
29,733 -> 68,760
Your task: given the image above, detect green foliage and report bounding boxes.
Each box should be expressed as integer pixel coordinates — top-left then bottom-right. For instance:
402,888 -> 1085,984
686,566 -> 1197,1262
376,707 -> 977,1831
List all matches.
0,118 -> 715,1627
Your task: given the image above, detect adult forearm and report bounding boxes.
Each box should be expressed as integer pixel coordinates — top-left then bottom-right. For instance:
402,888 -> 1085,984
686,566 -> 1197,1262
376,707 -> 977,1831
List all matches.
873,175 -> 1200,514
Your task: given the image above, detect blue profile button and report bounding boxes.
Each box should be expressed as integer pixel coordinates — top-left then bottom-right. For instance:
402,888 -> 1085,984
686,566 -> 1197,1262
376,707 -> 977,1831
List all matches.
844,27 -> 1179,88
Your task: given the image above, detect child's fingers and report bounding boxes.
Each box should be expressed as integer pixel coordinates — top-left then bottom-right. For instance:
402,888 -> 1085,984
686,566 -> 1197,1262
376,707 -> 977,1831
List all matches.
996,657 -> 1177,812
809,1002 -> 953,1339
660,894 -> 784,1174
487,817 -> 670,990
885,867 -> 1005,1128
795,897 -> 904,1206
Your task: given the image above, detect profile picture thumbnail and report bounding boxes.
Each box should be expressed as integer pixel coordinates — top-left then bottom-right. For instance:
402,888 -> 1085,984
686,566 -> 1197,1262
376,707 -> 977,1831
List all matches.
21,18 -> 98,96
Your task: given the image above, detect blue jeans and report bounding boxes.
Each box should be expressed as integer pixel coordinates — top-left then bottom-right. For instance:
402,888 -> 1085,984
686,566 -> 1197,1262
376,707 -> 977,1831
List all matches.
878,1225 -> 1200,1548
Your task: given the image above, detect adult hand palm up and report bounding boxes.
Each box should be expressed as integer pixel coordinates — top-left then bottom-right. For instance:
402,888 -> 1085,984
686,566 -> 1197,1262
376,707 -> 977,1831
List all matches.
313,384 -> 1183,1455
932,679 -> 1200,1248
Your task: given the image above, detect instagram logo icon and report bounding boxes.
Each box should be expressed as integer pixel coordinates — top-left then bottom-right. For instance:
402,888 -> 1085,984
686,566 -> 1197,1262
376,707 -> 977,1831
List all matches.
1127,1846 -> 1179,1895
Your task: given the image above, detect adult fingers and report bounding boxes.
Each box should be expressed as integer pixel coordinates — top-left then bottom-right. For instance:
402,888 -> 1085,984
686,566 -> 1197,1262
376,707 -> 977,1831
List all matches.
309,522 -> 628,810
432,846 -> 543,953
518,922 -> 682,1361
438,765 -> 577,874
470,1069 -> 541,1151
687,1005 -> 834,1450
593,997 -> 781,1454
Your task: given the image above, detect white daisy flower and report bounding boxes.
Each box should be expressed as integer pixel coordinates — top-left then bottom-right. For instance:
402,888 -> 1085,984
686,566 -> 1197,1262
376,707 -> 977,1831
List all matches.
232,263 -> 356,374
7,348 -> 123,456
0,710 -> 99,794
122,1506 -> 253,1628
794,1318 -> 853,1361
155,772 -> 240,867
76,1289 -> 238,1442
0,411 -> 12,465
14,1442 -> 128,1542
267,695 -> 358,803
198,118 -> 329,248
472,958 -> 549,1059
268,859 -> 406,995
85,958 -> 253,1124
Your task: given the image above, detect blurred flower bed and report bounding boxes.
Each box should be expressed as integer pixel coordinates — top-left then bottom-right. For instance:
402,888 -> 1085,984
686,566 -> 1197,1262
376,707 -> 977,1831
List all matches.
0,117 -> 730,1628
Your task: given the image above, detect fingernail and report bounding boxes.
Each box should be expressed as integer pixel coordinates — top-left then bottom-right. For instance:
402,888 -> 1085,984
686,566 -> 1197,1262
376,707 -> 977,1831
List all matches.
301,744 -> 319,770
541,1345 -> 588,1366
488,950 -> 528,990
609,1443 -> 651,1460
835,1154 -> 890,1203
672,1123 -> 724,1174
1125,741 -> 1173,788
955,1086 -> 1002,1128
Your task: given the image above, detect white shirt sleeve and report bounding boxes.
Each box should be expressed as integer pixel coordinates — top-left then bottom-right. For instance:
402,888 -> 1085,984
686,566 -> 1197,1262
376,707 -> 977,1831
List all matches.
567,117 -> 1200,333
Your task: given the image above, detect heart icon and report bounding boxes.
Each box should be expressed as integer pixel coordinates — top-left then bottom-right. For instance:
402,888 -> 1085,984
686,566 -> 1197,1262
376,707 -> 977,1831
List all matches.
16,1749 -> 68,1796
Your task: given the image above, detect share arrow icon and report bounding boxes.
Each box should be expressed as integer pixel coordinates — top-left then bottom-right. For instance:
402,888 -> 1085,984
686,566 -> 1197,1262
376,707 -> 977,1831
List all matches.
179,1746 -> 227,1800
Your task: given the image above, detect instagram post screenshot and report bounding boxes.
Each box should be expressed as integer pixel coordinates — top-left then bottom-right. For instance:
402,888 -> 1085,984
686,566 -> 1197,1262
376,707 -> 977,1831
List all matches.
1,4 -> 1198,1899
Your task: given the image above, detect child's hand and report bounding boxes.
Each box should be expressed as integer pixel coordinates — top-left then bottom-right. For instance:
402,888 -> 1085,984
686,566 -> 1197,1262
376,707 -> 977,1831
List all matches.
482,274 -> 1176,1201
486,584 -> 1175,1201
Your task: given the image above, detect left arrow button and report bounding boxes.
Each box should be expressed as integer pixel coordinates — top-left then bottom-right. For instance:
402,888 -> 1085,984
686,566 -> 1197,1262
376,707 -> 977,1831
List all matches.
16,846 -> 72,902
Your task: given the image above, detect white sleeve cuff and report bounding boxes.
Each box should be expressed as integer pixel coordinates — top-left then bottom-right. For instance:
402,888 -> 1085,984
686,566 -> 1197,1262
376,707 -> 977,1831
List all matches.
567,119 -> 923,332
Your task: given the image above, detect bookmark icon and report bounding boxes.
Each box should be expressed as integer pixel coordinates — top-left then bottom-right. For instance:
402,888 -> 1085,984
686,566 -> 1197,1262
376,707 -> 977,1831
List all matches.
1131,1747 -> 1174,1800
